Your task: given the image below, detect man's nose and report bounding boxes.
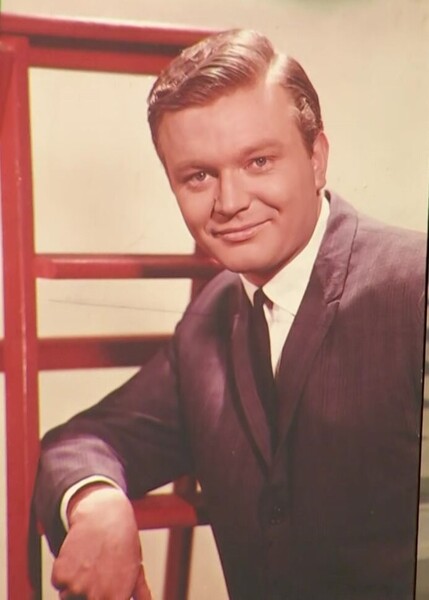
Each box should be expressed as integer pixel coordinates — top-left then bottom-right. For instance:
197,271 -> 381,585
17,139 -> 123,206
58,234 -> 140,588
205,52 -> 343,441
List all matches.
213,171 -> 251,217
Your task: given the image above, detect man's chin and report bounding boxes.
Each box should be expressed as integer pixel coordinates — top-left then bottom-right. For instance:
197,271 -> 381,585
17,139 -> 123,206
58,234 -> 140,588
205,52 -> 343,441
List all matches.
218,260 -> 275,284
206,246 -> 280,280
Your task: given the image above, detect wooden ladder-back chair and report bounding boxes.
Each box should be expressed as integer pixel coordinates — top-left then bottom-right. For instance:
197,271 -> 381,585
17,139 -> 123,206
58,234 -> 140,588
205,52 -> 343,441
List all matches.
0,13 -> 219,599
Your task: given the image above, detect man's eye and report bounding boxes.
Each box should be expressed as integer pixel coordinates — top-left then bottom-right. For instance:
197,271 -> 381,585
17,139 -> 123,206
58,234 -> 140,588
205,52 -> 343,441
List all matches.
191,171 -> 207,182
250,156 -> 271,170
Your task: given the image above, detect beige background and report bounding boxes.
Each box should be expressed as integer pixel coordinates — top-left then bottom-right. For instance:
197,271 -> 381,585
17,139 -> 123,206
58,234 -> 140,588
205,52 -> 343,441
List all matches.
0,0 -> 428,597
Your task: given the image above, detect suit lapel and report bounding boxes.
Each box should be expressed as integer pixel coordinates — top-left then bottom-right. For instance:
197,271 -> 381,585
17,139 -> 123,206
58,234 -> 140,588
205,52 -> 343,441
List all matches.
228,193 -> 358,468
231,293 -> 272,469
275,272 -> 338,448
275,193 -> 359,452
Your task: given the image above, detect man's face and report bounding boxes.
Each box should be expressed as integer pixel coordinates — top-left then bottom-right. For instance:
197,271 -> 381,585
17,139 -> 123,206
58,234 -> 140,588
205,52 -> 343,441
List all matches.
157,80 -> 329,285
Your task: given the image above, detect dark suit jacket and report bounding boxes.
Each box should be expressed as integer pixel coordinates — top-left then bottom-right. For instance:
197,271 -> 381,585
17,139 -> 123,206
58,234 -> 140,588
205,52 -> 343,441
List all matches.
34,193 -> 426,600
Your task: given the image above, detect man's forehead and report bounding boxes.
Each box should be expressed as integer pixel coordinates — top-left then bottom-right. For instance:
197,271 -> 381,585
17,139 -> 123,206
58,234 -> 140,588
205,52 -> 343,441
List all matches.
158,79 -> 295,130
157,82 -> 302,171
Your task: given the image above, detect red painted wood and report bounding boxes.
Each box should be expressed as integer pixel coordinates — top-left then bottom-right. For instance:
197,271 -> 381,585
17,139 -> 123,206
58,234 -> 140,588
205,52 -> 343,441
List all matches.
0,335 -> 169,370
164,529 -> 194,600
0,13 -> 216,49
132,493 -> 208,530
34,253 -> 220,279
29,46 -> 174,74
164,476 -> 199,600
0,14 -> 220,598
0,13 -> 216,75
39,334 -> 170,369
0,36 -> 41,599
0,47 -> 14,131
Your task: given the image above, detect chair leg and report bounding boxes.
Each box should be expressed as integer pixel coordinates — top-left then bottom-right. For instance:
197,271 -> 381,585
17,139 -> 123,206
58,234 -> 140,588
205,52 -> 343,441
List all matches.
163,527 -> 194,600
163,475 -> 197,600
28,514 -> 42,600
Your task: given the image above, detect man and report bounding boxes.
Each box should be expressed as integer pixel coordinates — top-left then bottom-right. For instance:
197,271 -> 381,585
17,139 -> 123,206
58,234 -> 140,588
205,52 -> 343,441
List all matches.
34,29 -> 426,600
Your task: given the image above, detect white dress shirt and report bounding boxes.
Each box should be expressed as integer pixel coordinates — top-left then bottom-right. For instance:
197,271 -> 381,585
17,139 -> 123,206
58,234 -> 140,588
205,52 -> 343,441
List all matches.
240,196 -> 329,374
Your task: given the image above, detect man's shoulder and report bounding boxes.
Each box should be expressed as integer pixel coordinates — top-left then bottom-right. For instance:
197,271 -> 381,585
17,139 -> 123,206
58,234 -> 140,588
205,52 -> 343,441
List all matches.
354,207 -> 426,279
176,269 -> 242,336
329,191 -> 426,275
322,192 -> 426,316
192,269 -> 241,308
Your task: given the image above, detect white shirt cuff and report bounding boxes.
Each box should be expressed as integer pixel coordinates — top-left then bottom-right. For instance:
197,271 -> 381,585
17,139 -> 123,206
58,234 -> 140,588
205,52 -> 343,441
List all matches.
60,476 -> 124,531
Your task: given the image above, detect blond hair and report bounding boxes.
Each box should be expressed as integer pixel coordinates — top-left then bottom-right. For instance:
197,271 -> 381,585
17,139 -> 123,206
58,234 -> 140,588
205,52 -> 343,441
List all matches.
147,29 -> 323,156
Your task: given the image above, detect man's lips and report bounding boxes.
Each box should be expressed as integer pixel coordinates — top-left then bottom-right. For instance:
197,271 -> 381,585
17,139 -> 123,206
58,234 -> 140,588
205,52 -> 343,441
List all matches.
213,220 -> 269,243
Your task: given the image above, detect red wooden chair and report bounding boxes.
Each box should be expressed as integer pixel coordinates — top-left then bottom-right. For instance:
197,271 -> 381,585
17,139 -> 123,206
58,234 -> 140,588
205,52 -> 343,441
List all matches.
0,13 -> 219,598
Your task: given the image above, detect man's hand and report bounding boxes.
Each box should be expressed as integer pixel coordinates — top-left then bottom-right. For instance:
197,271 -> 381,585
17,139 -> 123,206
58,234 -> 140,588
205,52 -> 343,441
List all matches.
51,484 -> 152,600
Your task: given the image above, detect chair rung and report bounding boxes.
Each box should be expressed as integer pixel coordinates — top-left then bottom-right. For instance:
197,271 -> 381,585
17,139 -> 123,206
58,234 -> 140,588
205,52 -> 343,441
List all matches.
0,13 -> 215,54
34,253 -> 221,280
0,335 -> 170,371
132,493 -> 209,530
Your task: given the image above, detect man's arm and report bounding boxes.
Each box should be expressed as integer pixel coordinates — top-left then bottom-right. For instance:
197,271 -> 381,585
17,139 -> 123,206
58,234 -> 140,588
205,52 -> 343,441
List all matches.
33,341 -> 192,598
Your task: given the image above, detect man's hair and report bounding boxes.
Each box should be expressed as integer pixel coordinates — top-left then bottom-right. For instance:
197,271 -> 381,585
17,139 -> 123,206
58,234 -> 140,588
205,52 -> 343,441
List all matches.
147,29 -> 323,156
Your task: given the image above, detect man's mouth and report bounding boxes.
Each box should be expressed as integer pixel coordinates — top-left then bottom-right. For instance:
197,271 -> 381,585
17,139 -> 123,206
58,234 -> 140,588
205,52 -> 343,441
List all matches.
213,221 -> 269,243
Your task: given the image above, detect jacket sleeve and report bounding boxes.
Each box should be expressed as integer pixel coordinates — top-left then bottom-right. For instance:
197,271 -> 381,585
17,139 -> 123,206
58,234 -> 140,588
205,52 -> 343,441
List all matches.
33,338 -> 193,556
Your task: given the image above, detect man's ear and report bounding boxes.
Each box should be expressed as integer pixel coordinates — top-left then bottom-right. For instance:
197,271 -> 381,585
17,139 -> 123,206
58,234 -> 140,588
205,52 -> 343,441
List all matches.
311,131 -> 329,193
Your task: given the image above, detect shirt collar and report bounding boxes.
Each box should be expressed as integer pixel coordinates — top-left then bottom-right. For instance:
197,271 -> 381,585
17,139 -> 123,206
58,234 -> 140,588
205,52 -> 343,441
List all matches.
240,194 -> 329,315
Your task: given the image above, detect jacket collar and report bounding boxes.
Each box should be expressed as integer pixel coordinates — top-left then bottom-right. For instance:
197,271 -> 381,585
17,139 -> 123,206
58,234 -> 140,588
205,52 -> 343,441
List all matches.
230,192 -> 359,470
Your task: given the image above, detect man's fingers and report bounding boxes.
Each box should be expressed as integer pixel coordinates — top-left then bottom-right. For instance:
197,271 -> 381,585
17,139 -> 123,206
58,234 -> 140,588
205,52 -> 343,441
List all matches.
132,564 -> 153,600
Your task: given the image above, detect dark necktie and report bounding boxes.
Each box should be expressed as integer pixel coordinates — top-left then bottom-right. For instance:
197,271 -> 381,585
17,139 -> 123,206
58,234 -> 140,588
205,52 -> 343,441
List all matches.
249,288 -> 277,439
